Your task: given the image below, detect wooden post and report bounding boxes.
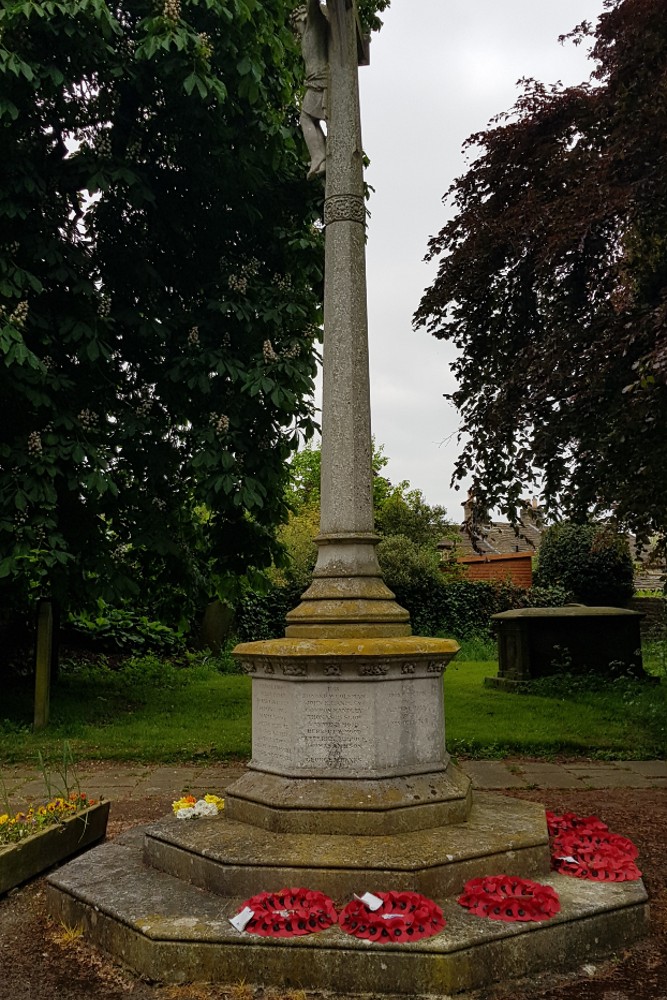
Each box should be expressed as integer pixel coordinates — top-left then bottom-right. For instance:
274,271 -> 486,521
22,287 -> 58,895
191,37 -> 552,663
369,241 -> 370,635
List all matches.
34,599 -> 53,731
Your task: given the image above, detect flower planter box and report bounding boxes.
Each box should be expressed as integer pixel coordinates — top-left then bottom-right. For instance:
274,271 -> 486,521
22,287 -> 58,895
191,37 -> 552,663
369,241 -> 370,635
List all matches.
0,801 -> 110,896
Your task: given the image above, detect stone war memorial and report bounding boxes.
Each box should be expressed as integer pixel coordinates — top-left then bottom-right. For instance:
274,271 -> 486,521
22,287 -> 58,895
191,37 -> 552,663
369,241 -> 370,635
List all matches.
47,2 -> 649,994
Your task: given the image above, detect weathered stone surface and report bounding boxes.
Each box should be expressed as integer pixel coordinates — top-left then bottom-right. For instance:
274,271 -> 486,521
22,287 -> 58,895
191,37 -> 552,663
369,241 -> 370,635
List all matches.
196,600 -> 234,652
232,636 -> 460,660
143,793 -> 546,897
47,835 -> 649,995
231,638 -> 459,801
0,801 -> 109,896
248,673 -> 445,777
492,606 -> 647,682
284,0 -> 413,638
224,766 -> 472,836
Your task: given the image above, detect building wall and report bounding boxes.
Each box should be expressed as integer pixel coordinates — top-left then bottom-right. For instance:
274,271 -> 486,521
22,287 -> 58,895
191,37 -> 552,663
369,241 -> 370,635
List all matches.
627,596 -> 666,637
458,553 -> 533,589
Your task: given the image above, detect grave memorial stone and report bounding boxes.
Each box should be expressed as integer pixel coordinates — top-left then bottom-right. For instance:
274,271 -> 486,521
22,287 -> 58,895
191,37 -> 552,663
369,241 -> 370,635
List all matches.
489,606 -> 648,689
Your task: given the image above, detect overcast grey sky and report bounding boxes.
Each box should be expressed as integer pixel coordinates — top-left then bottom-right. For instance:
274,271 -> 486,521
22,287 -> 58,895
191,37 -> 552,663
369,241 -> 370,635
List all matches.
339,0 -> 606,520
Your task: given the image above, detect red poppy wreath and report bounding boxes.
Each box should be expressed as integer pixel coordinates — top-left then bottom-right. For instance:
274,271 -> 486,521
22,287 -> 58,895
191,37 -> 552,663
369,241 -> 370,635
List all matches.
546,811 -> 641,882
552,832 -> 642,882
231,888 -> 338,937
338,891 -> 446,943
457,875 -> 561,923
546,810 -> 609,838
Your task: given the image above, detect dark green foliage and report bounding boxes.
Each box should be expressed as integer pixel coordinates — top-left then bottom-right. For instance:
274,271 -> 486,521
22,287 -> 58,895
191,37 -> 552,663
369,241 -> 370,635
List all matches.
400,579 -> 571,640
374,486 -> 451,548
67,602 -> 185,654
537,523 -> 635,605
234,582 -> 302,642
357,0 -> 391,33
375,533 -> 446,635
376,534 -> 443,590
414,0 -> 667,551
233,576 -> 571,643
0,0 -> 326,622
524,584 -> 574,608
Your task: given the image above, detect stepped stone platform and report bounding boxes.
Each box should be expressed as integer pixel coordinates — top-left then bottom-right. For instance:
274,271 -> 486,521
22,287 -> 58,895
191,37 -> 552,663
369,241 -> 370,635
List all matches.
47,790 -> 649,995
143,792 -> 549,898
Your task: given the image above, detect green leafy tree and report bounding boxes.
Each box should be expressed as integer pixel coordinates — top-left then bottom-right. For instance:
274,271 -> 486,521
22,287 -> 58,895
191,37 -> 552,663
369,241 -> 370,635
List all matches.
281,440 -> 455,590
374,483 -> 451,548
536,523 -> 634,606
285,439 -> 391,516
270,505 -> 319,589
414,0 -> 667,550
357,0 -> 391,33
0,0 -> 328,621
285,441 -> 452,545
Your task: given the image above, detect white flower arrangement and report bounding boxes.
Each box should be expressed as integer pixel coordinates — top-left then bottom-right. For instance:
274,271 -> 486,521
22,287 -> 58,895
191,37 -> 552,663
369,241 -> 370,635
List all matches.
171,794 -> 224,820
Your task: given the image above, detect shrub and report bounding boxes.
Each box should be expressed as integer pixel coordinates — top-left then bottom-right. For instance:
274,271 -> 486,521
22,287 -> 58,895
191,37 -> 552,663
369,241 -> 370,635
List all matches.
524,583 -> 574,607
235,583 -> 303,642
59,653 -> 189,696
232,544 -> 574,644
397,578 -> 572,640
269,508 -> 318,590
67,602 -> 185,655
536,523 -> 634,606
376,535 -> 448,635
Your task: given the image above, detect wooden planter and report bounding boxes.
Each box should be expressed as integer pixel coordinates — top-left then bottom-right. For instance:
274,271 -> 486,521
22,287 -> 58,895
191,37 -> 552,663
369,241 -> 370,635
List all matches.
0,800 -> 110,896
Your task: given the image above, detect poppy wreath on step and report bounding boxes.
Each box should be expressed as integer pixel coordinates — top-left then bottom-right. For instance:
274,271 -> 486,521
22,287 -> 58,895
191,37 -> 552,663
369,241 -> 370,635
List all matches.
457,875 -> 561,923
338,891 -> 446,943
552,831 -> 641,882
546,810 -> 609,838
234,888 -> 338,937
545,811 -> 641,882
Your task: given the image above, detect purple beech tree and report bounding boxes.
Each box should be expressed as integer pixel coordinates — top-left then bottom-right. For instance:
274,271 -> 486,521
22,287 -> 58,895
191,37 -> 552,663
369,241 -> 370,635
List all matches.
414,0 -> 667,552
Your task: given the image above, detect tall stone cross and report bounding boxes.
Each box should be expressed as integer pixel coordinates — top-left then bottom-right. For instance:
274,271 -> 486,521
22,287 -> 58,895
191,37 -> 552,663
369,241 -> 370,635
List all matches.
229,1 -> 462,838
286,0 -> 410,638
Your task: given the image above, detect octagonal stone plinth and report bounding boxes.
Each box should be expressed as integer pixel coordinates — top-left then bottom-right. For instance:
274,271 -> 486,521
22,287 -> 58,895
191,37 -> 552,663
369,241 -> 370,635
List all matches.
228,637 -> 466,835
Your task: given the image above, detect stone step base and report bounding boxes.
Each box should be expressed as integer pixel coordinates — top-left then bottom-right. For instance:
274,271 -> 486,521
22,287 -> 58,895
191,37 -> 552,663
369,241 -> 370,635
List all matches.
143,793 -> 550,899
47,832 -> 649,996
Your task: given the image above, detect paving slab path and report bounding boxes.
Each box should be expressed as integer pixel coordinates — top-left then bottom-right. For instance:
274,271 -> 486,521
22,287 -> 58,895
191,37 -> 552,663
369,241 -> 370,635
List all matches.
2,757 -> 666,810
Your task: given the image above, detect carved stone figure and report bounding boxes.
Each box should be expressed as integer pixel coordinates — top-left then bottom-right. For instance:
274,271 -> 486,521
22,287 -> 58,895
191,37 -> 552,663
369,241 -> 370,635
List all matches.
292,0 -> 329,180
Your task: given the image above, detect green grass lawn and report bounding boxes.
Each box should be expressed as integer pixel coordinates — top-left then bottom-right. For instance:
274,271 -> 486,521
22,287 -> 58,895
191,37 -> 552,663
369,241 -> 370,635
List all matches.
1,649 -> 665,765
1,657 -> 253,764
444,660 -> 665,758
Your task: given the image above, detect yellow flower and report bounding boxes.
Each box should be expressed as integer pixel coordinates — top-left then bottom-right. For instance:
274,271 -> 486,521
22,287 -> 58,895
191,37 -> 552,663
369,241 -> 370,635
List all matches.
204,794 -> 225,811
172,795 -> 197,815
0,815 -> 8,826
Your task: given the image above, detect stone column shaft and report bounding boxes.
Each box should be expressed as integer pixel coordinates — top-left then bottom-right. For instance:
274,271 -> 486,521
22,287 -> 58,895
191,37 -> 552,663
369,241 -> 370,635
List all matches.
320,0 -> 373,537
286,0 -> 410,637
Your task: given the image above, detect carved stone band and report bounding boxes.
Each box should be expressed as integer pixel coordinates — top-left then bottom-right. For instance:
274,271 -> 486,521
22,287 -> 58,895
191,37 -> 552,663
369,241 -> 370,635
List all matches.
238,659 -> 450,678
324,194 -> 366,226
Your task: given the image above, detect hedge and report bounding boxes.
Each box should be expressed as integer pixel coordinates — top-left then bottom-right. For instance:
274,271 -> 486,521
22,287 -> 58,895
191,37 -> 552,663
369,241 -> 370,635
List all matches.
234,580 -> 572,642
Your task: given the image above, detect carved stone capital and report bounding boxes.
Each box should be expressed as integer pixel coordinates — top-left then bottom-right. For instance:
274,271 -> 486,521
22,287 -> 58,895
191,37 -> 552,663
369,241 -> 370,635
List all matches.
324,194 -> 365,226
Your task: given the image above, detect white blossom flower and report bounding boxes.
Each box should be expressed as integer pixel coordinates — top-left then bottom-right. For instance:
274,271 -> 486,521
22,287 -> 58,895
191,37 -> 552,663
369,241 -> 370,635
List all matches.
262,340 -> 278,363
175,807 -> 196,820
193,800 -> 218,818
